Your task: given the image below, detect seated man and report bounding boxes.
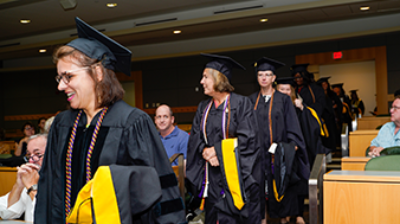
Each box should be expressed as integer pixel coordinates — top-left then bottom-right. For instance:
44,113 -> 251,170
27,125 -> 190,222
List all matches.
155,104 -> 189,166
0,134 -> 47,222
369,96 -> 400,157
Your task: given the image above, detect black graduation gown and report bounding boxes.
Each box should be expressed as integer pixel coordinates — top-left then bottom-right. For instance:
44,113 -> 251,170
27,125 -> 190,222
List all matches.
186,92 -> 261,224
341,94 -> 353,132
320,92 -> 338,152
351,99 -> 365,116
326,90 -> 343,148
296,83 -> 326,117
35,100 -> 186,224
296,104 -> 331,168
249,91 -> 309,218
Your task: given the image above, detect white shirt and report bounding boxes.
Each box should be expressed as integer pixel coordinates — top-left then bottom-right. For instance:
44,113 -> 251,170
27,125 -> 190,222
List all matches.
0,188 -> 36,222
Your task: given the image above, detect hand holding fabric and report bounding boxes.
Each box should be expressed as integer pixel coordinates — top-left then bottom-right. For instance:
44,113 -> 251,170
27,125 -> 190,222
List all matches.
203,147 -> 219,166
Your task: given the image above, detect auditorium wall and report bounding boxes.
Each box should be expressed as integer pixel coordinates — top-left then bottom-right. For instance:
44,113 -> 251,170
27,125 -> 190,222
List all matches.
0,30 -> 400,130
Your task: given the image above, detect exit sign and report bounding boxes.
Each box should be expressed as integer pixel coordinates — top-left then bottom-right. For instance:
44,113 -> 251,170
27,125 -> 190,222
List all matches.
333,51 -> 343,59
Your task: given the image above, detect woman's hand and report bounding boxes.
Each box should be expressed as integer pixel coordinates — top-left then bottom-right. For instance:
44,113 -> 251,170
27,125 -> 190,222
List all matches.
202,147 -> 220,167
294,99 -> 304,110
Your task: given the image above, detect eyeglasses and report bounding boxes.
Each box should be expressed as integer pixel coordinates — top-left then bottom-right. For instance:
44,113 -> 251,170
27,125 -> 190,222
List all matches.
24,153 -> 44,163
294,77 -> 303,80
24,127 -> 33,130
390,106 -> 400,111
258,74 -> 274,78
55,67 -> 90,84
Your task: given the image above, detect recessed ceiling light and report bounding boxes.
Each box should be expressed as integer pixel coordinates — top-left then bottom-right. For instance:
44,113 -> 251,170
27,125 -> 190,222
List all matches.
106,3 -> 117,8
360,6 -> 370,11
20,19 -> 31,24
260,18 -> 268,23
39,49 -> 47,53
173,30 -> 181,34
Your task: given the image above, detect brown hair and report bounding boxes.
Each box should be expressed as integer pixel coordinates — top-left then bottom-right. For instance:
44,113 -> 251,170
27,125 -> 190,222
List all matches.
208,69 -> 234,93
53,45 -> 124,108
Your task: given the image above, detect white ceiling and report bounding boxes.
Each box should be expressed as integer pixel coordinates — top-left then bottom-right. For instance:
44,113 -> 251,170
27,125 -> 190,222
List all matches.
1,0 -> 400,65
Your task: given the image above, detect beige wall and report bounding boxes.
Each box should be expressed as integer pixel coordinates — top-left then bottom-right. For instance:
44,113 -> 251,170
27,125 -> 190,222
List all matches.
320,61 -> 376,115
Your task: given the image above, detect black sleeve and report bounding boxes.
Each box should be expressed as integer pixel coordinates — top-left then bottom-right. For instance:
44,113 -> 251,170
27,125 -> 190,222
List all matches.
123,112 -> 186,223
35,114 -> 64,224
311,84 -> 326,117
186,101 -> 208,193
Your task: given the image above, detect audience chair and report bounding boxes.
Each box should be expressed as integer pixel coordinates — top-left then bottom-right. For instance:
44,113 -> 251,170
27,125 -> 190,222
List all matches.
0,141 -> 15,155
169,153 -> 185,202
365,155 -> 400,171
379,146 -> 400,156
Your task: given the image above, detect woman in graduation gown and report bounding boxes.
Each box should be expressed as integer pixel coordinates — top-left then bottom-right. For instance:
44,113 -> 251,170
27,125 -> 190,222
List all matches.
34,18 -> 185,224
276,77 -> 328,167
276,77 -> 330,224
249,58 -> 309,224
317,77 -> 343,149
187,53 -> 261,224
350,90 -> 365,117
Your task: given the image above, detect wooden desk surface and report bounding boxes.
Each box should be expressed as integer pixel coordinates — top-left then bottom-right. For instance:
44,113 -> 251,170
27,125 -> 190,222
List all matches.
0,167 -> 17,196
324,170 -> 400,182
324,170 -> 400,224
341,157 -> 371,171
0,167 -> 18,172
350,129 -> 379,135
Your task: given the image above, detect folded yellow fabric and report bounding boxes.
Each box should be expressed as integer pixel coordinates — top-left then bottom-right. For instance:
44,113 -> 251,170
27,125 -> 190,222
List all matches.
222,138 -> 245,210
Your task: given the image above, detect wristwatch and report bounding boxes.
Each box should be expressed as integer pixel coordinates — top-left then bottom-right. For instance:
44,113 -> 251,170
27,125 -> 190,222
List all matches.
27,184 -> 38,195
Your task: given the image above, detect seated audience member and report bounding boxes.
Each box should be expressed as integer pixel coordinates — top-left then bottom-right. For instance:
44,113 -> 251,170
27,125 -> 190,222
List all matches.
14,122 -> 35,157
369,96 -> 400,157
155,104 -> 189,166
0,134 -> 47,222
37,118 -> 46,134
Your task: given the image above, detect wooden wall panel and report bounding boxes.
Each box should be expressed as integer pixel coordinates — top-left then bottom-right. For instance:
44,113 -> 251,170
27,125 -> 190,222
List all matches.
296,46 -> 388,114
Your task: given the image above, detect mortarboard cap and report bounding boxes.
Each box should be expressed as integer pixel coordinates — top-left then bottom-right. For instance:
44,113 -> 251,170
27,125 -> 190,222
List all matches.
276,77 -> 295,86
67,17 -> 132,76
316,77 -> 331,84
253,57 -> 285,73
201,53 -> 245,81
349,89 -> 358,93
331,83 -> 344,89
290,63 -> 309,76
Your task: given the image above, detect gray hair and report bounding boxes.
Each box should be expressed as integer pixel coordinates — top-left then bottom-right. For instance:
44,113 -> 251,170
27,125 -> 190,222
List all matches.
28,134 -> 48,144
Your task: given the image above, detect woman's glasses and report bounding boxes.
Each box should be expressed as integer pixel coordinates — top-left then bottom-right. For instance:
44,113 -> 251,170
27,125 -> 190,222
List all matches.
55,67 -> 90,84
24,153 -> 44,163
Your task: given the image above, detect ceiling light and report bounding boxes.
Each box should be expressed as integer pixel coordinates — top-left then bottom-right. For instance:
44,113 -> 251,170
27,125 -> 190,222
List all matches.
39,49 -> 47,53
260,18 -> 268,23
173,30 -> 181,34
106,3 -> 117,8
20,19 -> 31,24
360,6 -> 370,11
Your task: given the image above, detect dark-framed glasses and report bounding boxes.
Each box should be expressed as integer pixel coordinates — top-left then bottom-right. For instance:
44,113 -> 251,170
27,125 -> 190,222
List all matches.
55,67 -> 90,84
24,153 -> 44,163
391,106 -> 400,111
